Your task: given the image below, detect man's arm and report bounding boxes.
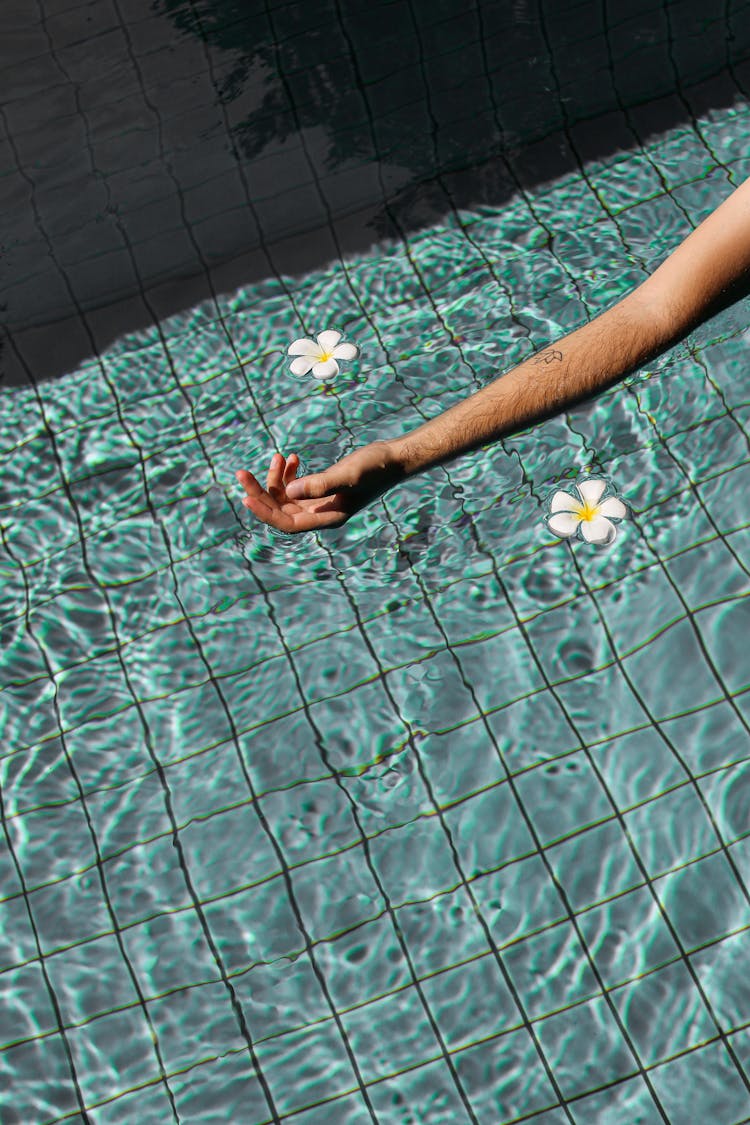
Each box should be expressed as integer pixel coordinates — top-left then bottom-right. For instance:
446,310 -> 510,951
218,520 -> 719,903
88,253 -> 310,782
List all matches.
390,295 -> 664,479
392,173 -> 750,476
237,176 -> 750,532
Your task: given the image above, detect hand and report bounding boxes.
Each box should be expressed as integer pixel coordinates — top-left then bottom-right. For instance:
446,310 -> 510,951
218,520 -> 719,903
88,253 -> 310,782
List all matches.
235,441 -> 405,534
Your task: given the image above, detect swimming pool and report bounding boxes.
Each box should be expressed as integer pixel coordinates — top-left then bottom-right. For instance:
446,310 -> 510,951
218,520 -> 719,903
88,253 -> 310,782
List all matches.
3,3 -> 750,1124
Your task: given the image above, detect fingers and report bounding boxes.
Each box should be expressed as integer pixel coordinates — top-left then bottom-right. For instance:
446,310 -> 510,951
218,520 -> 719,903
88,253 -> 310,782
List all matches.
242,490 -> 346,533
236,457 -> 347,533
285,471 -> 332,501
264,451 -> 300,495
234,464 -> 303,532
236,468 -> 285,522
283,452 -> 299,485
266,452 -> 285,496
242,491 -> 293,531
235,468 -> 264,501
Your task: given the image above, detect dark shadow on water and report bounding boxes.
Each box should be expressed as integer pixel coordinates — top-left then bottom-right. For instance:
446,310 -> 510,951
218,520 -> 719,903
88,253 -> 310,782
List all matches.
2,0 -> 750,384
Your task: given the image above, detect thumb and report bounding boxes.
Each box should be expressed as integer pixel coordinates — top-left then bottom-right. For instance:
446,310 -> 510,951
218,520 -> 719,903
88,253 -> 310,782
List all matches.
285,472 -> 337,501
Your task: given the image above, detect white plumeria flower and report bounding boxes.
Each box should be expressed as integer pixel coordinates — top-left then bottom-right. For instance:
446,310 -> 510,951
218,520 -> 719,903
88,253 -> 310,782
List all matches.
287,329 -> 359,380
547,478 -> 628,545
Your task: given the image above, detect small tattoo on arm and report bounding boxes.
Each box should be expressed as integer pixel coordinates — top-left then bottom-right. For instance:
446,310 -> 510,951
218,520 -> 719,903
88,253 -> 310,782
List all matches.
533,348 -> 563,365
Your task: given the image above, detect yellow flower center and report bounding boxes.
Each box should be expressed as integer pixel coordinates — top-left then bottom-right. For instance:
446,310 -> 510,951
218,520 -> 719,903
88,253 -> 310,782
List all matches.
579,501 -> 598,522
319,351 -> 332,362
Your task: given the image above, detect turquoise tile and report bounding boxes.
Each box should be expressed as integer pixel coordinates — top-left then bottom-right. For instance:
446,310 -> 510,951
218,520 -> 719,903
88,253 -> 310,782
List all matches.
613,959 -> 717,1066
577,884 -> 680,991
535,994 -> 636,1100
420,954 -> 522,1050
397,884 -> 491,978
455,1027 -> 559,1121
649,1041 -> 750,1125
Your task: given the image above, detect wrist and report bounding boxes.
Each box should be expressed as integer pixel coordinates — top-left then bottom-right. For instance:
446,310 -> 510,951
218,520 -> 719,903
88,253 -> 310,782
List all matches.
385,433 -> 424,479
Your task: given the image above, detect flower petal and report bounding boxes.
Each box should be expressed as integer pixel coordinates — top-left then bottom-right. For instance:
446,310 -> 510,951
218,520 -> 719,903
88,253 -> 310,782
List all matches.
332,341 -> 358,362
316,329 -> 342,353
580,515 -> 617,544
577,478 -> 607,508
289,356 -> 315,376
288,337 -> 322,357
548,512 -> 581,538
550,489 -> 583,515
312,357 -> 339,380
598,496 -> 627,520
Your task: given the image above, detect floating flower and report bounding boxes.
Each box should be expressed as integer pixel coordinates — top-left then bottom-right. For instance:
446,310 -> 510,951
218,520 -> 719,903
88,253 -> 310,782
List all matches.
546,478 -> 627,545
287,329 -> 358,380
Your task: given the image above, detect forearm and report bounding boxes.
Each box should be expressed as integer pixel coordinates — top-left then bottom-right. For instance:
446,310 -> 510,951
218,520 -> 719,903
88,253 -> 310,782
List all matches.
389,175 -> 750,479
390,290 -> 672,476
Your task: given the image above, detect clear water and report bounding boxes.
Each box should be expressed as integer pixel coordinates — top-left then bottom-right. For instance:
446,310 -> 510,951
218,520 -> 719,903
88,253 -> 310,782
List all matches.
2,101 -> 750,1124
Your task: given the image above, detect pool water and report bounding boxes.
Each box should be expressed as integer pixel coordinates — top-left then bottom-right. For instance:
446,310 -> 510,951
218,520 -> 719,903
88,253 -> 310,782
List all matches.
2,97 -> 750,1124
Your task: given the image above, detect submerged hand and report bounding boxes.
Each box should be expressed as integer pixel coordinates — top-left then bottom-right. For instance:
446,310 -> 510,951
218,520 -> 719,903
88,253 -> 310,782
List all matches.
235,441 -> 404,534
